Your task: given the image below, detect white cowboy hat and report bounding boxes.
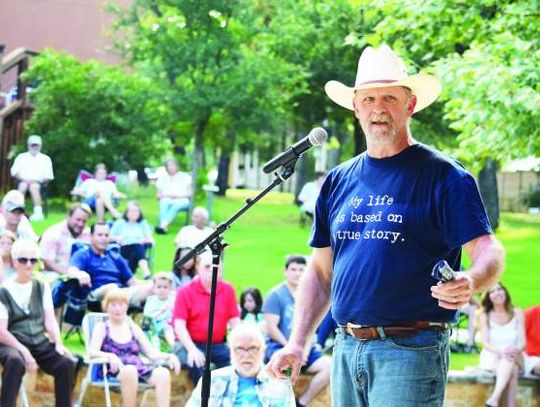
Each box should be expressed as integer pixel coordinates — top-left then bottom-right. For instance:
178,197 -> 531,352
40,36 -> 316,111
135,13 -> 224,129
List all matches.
325,45 -> 441,113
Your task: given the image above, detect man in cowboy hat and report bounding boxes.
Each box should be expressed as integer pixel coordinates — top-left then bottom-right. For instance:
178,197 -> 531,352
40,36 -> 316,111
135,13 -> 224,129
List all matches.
267,45 -> 504,406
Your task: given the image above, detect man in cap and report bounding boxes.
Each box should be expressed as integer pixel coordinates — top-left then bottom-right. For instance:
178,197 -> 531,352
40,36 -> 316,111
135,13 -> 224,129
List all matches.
10,134 -> 54,221
266,45 -> 505,406
0,190 -> 37,240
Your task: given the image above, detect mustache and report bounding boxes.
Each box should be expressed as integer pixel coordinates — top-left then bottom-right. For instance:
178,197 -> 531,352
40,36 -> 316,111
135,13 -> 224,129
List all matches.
369,113 -> 391,124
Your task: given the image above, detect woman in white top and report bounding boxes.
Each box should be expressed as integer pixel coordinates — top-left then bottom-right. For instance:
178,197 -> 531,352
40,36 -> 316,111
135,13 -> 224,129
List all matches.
155,158 -> 192,234
71,163 -> 126,222
479,282 -> 526,407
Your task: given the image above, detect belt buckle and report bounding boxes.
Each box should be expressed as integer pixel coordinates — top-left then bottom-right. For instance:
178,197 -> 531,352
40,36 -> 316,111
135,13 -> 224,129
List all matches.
346,322 -> 369,340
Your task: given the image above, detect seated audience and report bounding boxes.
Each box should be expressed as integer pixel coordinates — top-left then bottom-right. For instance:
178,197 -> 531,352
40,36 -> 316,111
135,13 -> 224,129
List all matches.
524,305 -> 540,377
479,282 -> 525,407
187,322 -> 275,406
172,250 -> 240,385
155,158 -> 192,235
0,190 -> 37,240
110,201 -> 154,279
88,288 -> 180,407
240,287 -> 266,333
54,223 -> 153,311
0,230 -> 17,283
263,254 -> 331,407
71,163 -> 125,222
40,202 -> 92,276
142,272 -> 175,350
0,239 -> 75,407
459,296 -> 481,353
174,206 -> 213,249
172,246 -> 196,288
297,172 -> 326,219
10,135 -> 54,221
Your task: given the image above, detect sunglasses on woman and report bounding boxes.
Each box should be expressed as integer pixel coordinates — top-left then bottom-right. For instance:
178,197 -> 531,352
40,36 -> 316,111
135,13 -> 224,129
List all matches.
16,257 -> 39,265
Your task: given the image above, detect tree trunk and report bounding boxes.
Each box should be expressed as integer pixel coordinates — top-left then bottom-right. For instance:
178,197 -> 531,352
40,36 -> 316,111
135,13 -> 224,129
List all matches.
478,157 -> 500,230
353,119 -> 366,156
294,154 -> 307,201
216,131 -> 236,196
192,118 -> 209,198
135,165 -> 149,185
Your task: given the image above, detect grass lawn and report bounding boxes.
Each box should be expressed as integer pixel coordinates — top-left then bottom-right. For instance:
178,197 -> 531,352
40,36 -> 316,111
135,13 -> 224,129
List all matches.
34,186 -> 540,369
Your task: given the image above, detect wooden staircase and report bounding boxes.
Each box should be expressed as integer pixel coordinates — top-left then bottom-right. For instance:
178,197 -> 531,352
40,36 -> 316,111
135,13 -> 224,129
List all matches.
0,47 -> 38,192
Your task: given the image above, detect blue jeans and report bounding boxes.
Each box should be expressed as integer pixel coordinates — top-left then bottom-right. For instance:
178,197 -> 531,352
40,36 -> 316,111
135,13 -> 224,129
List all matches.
158,197 -> 190,227
331,327 -> 450,407
174,341 -> 230,385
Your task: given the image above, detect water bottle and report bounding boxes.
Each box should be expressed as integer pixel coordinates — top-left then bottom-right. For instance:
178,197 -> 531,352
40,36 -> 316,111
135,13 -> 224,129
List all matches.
265,372 -> 296,407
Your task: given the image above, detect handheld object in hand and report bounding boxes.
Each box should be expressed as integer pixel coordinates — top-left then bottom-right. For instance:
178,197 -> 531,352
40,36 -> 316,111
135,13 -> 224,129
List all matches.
431,260 -> 455,282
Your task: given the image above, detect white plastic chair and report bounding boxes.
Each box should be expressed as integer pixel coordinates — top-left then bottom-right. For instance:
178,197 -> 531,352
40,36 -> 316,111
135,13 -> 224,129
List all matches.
19,376 -> 29,407
76,312 -> 153,407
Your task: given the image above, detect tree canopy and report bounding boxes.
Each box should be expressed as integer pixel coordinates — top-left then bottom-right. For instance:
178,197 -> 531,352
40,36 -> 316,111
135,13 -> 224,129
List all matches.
20,0 -> 540,198
22,49 -> 172,195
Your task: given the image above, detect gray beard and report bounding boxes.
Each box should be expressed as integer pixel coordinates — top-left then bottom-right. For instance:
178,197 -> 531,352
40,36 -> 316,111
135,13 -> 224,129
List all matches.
365,127 -> 398,146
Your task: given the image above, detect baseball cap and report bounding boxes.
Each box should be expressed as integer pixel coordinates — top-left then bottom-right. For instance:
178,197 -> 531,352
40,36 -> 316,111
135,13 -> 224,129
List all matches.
5,201 -> 25,213
27,135 -> 42,146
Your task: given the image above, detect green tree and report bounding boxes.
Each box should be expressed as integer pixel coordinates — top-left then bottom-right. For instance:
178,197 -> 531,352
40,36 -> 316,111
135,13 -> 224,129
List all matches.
22,49 -> 171,196
346,0 -> 540,227
111,0 -> 306,192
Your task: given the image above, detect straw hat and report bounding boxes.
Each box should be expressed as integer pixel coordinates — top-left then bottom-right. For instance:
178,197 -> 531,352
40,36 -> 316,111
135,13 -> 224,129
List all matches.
325,45 -> 441,113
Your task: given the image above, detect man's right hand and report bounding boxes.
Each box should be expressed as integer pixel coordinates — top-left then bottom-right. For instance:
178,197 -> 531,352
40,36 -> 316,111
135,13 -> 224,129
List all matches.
21,348 -> 38,373
187,347 -> 205,368
68,269 -> 91,286
266,342 -> 304,383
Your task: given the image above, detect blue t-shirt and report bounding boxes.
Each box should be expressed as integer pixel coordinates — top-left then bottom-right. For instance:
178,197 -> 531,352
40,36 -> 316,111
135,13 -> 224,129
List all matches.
310,144 -> 492,326
70,246 -> 133,290
110,219 -> 152,246
234,376 -> 262,407
262,283 -> 294,341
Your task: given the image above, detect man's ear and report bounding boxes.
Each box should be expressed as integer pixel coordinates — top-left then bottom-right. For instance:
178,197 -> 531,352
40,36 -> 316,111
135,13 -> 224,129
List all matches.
407,94 -> 417,116
352,96 -> 361,120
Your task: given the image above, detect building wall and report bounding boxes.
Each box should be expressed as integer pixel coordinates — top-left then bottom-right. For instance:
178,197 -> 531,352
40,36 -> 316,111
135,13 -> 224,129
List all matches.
497,171 -> 539,212
0,0 -> 131,64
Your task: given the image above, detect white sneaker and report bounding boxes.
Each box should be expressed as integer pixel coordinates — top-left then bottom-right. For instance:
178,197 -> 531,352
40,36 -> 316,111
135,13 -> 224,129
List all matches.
29,212 -> 44,221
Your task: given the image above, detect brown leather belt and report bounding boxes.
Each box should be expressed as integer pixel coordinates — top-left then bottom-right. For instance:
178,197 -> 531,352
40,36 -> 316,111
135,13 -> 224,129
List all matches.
340,321 -> 449,341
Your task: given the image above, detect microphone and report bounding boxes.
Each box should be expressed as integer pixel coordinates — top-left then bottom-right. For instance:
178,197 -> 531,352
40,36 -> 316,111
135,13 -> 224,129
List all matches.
262,127 -> 328,174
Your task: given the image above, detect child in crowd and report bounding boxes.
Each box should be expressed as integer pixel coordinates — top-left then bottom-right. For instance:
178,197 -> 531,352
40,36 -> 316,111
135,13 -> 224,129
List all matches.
142,272 -> 176,349
110,200 -> 154,279
240,287 -> 266,334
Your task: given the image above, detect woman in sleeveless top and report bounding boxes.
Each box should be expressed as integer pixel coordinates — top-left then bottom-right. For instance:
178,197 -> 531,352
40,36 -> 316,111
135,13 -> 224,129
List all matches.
479,282 -> 525,407
89,288 -> 180,407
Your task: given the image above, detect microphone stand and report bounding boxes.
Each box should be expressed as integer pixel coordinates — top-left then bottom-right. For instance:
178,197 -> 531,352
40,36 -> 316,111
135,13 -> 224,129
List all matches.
175,164 -> 297,407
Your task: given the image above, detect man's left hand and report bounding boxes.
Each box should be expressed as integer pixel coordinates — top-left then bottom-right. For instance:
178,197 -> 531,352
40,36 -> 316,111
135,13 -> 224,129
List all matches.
430,271 -> 474,309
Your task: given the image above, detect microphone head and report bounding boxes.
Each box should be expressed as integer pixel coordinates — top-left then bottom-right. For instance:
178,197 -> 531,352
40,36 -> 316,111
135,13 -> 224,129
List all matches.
307,127 -> 328,146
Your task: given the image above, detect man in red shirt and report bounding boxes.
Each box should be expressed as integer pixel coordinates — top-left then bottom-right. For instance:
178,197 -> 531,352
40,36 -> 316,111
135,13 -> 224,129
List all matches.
172,250 -> 240,384
524,305 -> 540,377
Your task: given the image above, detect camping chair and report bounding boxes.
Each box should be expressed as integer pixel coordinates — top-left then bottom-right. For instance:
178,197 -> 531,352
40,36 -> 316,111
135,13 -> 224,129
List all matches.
71,169 -> 121,207
77,312 -> 154,407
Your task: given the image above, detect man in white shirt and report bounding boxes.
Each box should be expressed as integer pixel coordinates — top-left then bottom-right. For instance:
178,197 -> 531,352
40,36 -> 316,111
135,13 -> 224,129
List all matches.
0,190 -> 37,241
174,206 -> 214,249
297,172 -> 327,218
10,135 -> 54,221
